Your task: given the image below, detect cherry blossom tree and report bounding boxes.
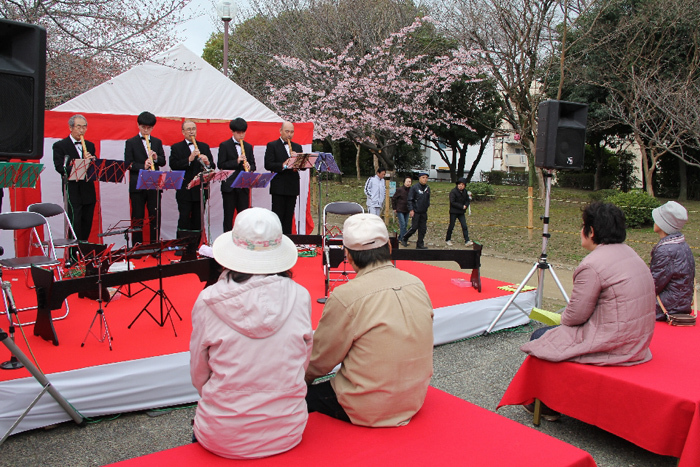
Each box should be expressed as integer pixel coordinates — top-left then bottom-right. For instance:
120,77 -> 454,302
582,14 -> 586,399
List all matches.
2,0 -> 191,107
267,17 -> 482,171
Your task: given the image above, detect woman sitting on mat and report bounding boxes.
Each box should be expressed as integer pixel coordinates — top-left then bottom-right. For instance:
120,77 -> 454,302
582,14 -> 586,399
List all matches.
521,202 -> 656,366
189,207 -> 313,459
520,203 -> 656,420
650,201 -> 695,321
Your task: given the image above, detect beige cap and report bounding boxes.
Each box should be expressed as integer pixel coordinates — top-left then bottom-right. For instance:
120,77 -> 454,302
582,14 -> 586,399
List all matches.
343,213 -> 389,250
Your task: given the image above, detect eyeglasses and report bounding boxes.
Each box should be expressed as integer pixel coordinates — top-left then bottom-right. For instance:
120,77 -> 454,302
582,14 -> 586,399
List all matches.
73,125 -> 87,129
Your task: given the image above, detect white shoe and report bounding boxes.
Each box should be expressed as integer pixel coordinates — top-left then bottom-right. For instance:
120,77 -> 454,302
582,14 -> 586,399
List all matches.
446,240 -> 454,246
465,240 -> 473,247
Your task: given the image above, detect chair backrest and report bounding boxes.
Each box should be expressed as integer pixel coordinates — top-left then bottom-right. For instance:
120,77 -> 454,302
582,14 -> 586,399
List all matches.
324,202 -> 364,217
0,212 -> 47,231
28,202 -> 65,219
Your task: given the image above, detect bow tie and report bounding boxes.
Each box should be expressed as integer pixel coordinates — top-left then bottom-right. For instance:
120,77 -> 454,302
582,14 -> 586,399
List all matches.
233,141 -> 240,146
74,141 -> 81,146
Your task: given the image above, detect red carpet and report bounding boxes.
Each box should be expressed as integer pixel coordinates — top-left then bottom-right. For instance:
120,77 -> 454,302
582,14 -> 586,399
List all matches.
112,386 -> 596,467
0,253 -> 511,383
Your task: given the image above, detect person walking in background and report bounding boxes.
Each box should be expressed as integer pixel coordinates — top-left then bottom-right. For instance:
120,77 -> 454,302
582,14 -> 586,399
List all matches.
445,177 -> 472,247
650,201 -> 695,321
401,172 -> 430,250
364,167 -> 386,216
392,176 -> 412,242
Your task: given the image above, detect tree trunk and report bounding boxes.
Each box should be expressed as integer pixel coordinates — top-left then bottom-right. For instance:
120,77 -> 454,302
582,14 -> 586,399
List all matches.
679,158 -> 688,201
593,142 -> 603,191
354,142 -> 361,180
635,132 -> 655,197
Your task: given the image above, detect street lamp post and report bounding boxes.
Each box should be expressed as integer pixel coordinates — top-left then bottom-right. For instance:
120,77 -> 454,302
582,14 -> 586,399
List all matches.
217,1 -> 236,78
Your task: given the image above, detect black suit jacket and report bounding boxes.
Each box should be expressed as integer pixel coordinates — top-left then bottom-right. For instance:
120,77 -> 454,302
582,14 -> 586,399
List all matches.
52,136 -> 97,203
124,134 -> 166,192
169,139 -> 215,201
217,138 -> 256,193
264,138 -> 303,197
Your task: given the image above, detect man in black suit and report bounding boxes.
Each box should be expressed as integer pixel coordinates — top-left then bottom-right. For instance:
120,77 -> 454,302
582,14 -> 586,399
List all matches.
264,121 -> 303,234
124,111 -> 166,246
217,118 -> 256,232
52,114 -> 97,242
169,120 -> 214,251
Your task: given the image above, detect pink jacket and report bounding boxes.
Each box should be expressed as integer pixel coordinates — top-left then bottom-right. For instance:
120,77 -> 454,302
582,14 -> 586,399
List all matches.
521,243 -> 655,366
190,272 -> 313,459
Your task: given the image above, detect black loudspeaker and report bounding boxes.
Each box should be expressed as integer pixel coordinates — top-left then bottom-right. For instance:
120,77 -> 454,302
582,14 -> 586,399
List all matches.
0,19 -> 46,160
535,100 -> 588,170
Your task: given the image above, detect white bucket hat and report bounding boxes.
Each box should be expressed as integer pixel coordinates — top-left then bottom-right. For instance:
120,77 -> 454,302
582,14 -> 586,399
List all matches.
212,207 -> 298,274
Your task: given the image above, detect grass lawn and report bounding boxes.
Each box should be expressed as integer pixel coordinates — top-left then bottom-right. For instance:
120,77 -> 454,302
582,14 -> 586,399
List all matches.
312,177 -> 700,272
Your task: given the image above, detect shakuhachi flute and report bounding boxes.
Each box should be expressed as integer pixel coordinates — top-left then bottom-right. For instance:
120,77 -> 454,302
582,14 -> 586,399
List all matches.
145,135 -> 154,170
79,136 -> 88,159
191,136 -> 208,170
288,138 -> 294,169
239,139 -> 250,172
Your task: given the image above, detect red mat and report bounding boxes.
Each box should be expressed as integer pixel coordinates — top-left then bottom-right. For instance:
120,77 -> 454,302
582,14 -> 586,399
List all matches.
112,386 -> 595,467
0,254 -> 510,383
499,322 -> 700,466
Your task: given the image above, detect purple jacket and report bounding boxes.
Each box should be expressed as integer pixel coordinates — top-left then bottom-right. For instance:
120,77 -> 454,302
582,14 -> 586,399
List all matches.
521,243 -> 656,366
650,233 -> 695,319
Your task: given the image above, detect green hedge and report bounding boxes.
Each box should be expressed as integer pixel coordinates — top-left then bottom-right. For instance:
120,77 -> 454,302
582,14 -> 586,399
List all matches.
604,190 -> 660,228
465,182 -> 495,201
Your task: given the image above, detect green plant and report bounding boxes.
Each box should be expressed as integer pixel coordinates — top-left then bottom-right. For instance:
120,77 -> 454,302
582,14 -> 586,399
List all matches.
465,182 -> 495,201
589,189 -> 618,202
604,190 -> 660,228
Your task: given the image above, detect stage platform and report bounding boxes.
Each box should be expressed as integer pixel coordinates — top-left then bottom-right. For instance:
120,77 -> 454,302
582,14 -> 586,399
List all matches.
0,252 -> 533,436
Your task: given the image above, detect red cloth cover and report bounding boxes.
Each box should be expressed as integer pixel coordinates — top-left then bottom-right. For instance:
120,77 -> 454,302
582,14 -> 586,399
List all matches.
499,322 -> 700,466
112,387 -> 595,467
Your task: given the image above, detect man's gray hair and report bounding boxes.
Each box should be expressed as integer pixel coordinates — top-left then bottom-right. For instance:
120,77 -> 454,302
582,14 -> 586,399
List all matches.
68,114 -> 87,127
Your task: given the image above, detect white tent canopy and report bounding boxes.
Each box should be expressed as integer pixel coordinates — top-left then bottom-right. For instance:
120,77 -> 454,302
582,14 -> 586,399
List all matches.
55,44 -> 282,121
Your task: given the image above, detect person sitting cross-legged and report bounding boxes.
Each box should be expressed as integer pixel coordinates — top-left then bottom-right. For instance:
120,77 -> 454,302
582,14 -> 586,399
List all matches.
305,213 -> 434,426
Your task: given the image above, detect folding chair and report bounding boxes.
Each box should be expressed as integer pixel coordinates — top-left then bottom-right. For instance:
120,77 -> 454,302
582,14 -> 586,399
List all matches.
318,202 -> 364,303
0,212 -> 69,325
27,202 -> 78,263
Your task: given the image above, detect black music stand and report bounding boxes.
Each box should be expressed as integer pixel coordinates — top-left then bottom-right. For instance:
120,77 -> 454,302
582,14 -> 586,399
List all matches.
77,246 -> 114,350
127,238 -> 186,337
189,170 -> 231,247
136,170 -> 185,244
314,153 -> 342,235
98,220 -> 145,298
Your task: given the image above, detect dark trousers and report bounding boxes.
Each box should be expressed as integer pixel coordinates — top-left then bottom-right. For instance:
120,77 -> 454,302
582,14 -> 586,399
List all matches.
271,194 -> 297,235
403,212 -> 428,247
446,213 -> 469,242
531,325 -> 558,340
305,380 -> 351,423
130,190 -> 160,245
176,198 -> 202,234
66,195 -> 95,241
222,188 -> 251,232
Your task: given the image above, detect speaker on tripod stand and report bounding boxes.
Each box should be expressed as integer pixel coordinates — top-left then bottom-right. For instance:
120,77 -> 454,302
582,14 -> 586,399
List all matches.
535,100 -> 588,170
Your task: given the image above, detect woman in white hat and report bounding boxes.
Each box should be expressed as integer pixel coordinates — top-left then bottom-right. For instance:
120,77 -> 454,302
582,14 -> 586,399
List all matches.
650,201 -> 695,321
189,207 -> 312,459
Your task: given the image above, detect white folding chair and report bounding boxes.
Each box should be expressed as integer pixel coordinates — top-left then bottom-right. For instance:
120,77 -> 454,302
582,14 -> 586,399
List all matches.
318,202 -> 364,303
0,212 -> 69,325
27,202 -> 78,263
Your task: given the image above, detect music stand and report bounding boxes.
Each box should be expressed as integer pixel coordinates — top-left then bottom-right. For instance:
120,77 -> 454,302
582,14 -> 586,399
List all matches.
99,220 -> 145,298
314,153 -> 342,235
127,239 -> 186,336
0,162 -> 44,212
230,171 -> 276,189
290,153 -> 318,170
136,170 -> 185,245
77,245 -> 114,349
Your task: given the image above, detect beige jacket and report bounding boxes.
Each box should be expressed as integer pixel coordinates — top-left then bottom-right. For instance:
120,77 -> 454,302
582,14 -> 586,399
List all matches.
306,261 -> 434,426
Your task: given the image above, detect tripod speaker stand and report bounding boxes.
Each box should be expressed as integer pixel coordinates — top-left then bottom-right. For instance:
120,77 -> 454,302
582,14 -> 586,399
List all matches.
484,170 -> 570,334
